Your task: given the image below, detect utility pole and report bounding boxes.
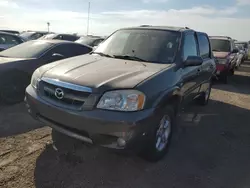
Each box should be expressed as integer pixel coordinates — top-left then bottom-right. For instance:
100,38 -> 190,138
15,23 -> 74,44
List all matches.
86,2 -> 90,36
47,22 -> 50,32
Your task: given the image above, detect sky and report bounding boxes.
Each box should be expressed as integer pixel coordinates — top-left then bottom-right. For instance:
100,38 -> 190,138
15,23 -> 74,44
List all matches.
0,0 -> 250,40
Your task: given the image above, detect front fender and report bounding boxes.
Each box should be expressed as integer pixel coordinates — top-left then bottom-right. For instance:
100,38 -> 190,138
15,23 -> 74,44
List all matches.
152,86 -> 182,108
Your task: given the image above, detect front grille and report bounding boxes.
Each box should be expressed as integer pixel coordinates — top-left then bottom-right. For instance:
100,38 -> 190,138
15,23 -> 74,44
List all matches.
39,78 -> 92,110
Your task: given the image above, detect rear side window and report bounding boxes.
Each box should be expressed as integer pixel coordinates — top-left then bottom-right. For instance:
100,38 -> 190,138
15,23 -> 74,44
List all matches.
197,34 -> 210,59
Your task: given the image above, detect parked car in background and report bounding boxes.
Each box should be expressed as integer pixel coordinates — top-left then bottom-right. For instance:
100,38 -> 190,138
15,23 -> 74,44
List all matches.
0,31 -> 25,52
235,45 -> 244,68
0,40 -> 92,104
0,30 -> 20,35
209,36 -> 238,83
39,33 -> 80,41
75,36 -> 105,47
25,26 -> 215,162
235,41 -> 249,60
20,31 -> 50,41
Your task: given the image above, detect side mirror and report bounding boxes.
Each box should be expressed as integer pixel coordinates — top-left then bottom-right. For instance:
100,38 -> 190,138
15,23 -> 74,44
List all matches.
184,56 -> 203,67
52,53 -> 65,60
232,48 -> 239,53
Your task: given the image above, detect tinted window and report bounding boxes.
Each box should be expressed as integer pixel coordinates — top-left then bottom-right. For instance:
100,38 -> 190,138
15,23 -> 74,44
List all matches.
63,35 -> 79,41
183,33 -> 198,60
0,40 -> 54,58
20,32 -> 36,39
93,39 -> 104,46
210,39 -> 231,52
197,34 -> 210,59
0,34 -> 22,45
46,44 -> 91,58
94,29 -> 181,64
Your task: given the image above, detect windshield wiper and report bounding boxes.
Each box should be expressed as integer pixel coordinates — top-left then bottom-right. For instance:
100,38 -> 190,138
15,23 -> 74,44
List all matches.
113,55 -> 147,66
91,52 -> 114,58
212,49 -> 222,52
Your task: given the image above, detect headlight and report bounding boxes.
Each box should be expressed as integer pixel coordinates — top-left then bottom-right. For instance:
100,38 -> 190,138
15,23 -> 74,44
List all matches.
31,68 -> 41,89
97,90 -> 146,111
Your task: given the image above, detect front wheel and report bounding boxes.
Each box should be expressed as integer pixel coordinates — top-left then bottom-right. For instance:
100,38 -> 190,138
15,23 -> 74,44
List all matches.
140,105 -> 176,162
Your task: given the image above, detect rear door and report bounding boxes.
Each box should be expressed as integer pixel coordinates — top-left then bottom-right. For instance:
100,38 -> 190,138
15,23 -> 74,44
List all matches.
197,33 -> 215,85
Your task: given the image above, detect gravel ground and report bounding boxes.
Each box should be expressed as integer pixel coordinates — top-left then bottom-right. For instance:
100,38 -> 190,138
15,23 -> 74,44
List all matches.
1,61 -> 250,188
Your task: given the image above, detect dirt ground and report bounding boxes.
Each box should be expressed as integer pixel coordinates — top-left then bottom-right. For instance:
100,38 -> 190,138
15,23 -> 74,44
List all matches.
1,61 -> 250,188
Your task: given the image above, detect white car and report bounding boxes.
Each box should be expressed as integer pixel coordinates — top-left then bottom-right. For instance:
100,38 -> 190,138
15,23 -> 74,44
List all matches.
235,45 -> 245,68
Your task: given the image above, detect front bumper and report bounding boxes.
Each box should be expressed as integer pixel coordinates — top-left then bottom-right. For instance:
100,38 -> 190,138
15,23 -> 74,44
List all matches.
25,85 -> 160,151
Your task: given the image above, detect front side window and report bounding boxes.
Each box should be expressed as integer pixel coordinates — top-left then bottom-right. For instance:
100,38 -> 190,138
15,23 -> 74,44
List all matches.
197,34 -> 210,59
210,39 -> 231,52
94,29 -> 181,64
0,40 -> 54,58
183,33 -> 198,60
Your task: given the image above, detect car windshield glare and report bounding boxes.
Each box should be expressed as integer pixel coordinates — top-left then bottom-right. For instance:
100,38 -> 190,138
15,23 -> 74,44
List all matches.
210,39 -> 231,52
94,29 -> 180,64
0,40 -> 54,58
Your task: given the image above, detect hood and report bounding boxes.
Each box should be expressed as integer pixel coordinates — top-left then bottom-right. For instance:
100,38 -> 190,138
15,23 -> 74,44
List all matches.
212,51 -> 230,59
42,54 -> 170,92
0,57 -> 30,64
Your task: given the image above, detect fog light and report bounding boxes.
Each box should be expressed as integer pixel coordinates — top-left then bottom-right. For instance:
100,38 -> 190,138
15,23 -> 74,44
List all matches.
117,138 -> 126,147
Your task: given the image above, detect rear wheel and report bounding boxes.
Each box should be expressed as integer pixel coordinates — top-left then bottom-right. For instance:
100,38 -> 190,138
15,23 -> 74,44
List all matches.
140,105 -> 177,162
0,72 -> 30,104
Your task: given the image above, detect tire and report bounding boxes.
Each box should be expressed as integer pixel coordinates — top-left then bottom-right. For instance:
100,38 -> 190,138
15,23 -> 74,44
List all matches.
197,81 -> 211,106
0,72 -> 30,104
140,105 -> 177,162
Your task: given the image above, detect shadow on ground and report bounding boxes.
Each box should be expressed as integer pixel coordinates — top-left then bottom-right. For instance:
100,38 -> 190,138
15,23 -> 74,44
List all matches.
0,103 -> 43,137
212,60 -> 250,95
34,99 -> 250,188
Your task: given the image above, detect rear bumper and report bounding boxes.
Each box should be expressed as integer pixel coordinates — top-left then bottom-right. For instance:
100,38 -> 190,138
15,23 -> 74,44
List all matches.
25,85 -> 160,151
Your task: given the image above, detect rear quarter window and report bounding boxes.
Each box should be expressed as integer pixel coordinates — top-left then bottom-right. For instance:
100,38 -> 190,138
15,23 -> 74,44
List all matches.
197,34 -> 210,59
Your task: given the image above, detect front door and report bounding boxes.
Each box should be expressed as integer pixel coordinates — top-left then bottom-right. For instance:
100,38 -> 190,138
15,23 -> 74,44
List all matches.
180,32 -> 202,103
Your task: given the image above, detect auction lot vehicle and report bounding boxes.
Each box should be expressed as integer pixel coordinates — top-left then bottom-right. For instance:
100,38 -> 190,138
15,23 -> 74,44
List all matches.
25,26 -> 216,162
75,36 -> 105,47
20,31 -> 51,41
209,36 -> 238,83
0,40 -> 92,104
235,45 -> 245,68
0,31 -> 25,52
235,41 -> 249,60
40,33 -> 80,42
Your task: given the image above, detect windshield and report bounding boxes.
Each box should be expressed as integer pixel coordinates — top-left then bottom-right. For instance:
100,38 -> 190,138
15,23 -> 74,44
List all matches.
210,39 -> 231,52
236,44 -> 243,50
94,29 -> 180,64
235,42 -> 248,48
76,37 -> 98,46
20,32 -> 35,39
0,40 -> 54,58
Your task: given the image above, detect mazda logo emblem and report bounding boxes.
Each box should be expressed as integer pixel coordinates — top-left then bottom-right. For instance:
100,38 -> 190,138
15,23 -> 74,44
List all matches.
54,88 -> 64,99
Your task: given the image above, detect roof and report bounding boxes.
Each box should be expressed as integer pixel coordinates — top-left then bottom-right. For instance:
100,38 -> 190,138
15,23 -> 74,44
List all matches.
235,41 -> 248,44
0,31 -> 21,37
120,25 -> 192,32
35,39 -> 76,44
209,36 -> 232,40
